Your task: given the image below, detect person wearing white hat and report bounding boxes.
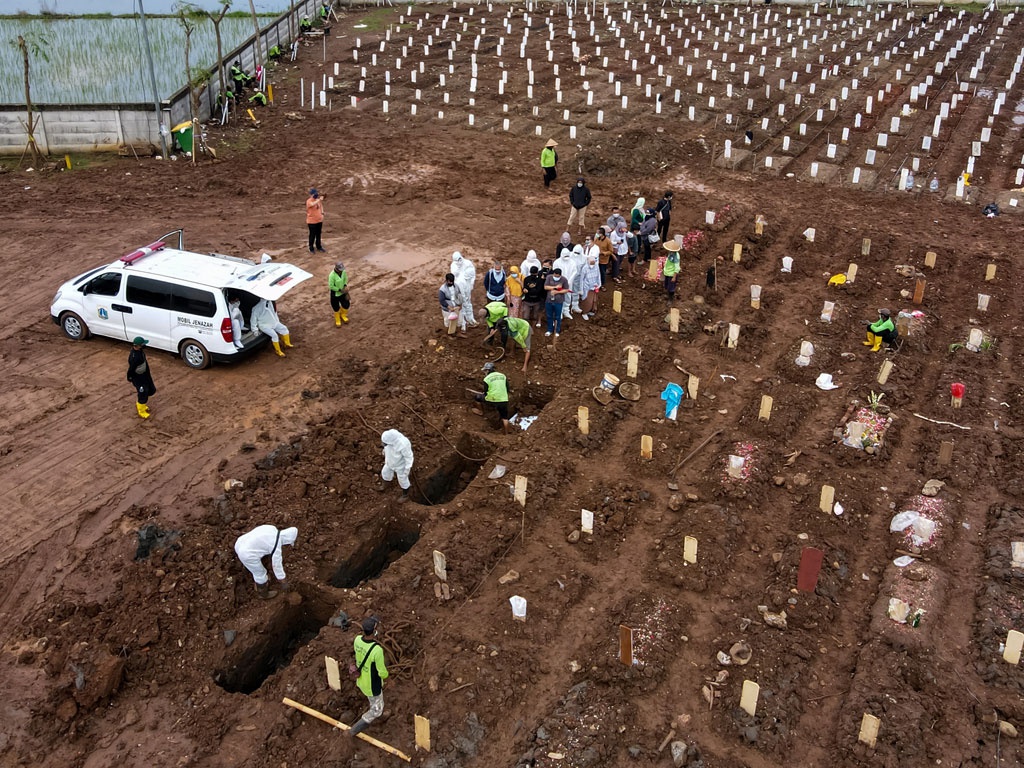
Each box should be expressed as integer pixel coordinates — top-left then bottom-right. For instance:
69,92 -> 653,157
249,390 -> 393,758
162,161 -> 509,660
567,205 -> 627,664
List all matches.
450,251 -> 478,331
541,138 -> 559,188
233,524 -> 298,599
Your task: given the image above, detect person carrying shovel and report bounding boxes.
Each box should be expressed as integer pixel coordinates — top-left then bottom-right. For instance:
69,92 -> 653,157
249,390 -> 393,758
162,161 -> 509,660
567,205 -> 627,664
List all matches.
483,316 -> 532,373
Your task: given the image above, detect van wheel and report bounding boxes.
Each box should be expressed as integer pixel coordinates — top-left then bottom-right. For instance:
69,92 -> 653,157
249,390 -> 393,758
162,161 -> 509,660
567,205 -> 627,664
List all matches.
180,339 -> 210,369
61,312 -> 90,340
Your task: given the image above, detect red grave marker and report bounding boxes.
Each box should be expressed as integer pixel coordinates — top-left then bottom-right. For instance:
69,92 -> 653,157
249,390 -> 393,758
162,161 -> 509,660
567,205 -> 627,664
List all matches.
797,547 -> 824,592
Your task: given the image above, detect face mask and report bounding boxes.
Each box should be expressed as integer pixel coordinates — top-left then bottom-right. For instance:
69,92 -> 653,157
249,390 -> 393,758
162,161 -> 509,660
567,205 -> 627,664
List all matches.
577,182 -> 583,187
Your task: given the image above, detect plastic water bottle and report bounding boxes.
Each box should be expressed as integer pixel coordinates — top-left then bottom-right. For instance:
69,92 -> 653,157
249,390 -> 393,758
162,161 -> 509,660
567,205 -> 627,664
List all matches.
929,175 -> 940,192
905,170 -> 915,191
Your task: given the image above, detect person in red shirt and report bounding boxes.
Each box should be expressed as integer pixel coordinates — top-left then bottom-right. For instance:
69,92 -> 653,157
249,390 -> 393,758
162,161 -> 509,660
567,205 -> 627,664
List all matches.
306,188 -> 326,253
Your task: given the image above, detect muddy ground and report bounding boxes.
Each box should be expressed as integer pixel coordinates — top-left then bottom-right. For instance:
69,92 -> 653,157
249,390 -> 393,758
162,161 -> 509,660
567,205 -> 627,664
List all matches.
1,3 -> 1023,767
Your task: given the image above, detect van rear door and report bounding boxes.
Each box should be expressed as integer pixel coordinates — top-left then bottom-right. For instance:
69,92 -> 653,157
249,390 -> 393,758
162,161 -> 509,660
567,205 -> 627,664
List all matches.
225,262 -> 313,301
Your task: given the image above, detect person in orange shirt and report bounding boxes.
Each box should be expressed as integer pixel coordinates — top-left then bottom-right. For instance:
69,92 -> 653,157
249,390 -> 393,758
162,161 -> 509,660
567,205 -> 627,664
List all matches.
306,188 -> 326,253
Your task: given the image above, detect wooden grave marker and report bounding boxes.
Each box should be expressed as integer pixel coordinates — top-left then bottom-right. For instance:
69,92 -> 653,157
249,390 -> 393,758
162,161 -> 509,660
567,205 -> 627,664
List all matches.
627,347 -> 639,378
985,263 -> 997,281
647,259 -> 659,281
669,308 -> 680,333
819,484 -> 835,514
687,374 -> 699,401
977,294 -> 990,312
514,475 -> 527,507
727,323 -> 740,349
581,509 -> 594,535
619,624 -> 634,665
938,440 -> 953,466
758,395 -> 773,422
877,359 -> 893,385
846,262 -> 858,284
913,278 -> 926,305
750,284 -> 762,309
415,715 -> 431,752
705,210 -> 716,225
433,550 -> 447,582
577,406 -> 589,434
1004,629 -> 1024,664
683,535 -> 698,564
739,680 -> 759,716
861,238 -> 871,256
325,656 -> 342,691
641,435 -> 654,459
797,547 -> 824,592
732,243 -> 743,262
924,250 -> 937,268
858,713 -> 880,748
613,290 -> 623,313
755,213 -> 766,234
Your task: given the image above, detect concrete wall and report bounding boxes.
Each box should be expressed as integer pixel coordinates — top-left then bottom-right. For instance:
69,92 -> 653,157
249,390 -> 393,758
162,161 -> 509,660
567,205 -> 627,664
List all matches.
0,0 -> 320,156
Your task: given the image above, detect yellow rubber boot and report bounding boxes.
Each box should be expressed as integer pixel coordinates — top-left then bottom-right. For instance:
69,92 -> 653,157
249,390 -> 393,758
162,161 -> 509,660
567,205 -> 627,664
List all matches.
340,309 -> 349,324
870,335 -> 883,352
272,341 -> 286,357
140,403 -> 151,417
334,311 -> 342,327
136,402 -> 150,419
282,334 -> 293,348
862,331 -> 875,347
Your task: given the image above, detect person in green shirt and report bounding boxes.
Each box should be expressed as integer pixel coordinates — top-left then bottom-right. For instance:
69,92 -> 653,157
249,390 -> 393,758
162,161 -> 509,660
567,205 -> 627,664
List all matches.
498,317 -> 532,373
479,300 -> 510,344
329,262 -> 350,326
540,138 -> 558,188
348,617 -> 388,738
865,308 -> 896,352
662,240 -> 681,304
476,363 -> 510,433
248,91 -> 267,107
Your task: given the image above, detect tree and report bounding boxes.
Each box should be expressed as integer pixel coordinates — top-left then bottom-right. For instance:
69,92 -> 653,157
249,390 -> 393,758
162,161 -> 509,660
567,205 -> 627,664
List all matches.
174,5 -> 209,130
204,0 -> 232,106
247,0 -> 263,68
12,34 -> 47,167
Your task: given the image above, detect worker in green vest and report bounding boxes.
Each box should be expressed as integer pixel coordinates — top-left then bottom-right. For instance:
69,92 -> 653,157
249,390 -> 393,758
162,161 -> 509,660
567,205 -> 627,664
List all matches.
864,308 -> 896,352
248,91 -> 267,106
477,363 -> 510,433
478,300 -> 509,344
348,617 -> 388,738
494,316 -> 532,373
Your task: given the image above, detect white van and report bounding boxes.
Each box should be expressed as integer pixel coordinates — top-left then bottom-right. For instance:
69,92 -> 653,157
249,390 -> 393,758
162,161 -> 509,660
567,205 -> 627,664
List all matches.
50,230 -> 312,368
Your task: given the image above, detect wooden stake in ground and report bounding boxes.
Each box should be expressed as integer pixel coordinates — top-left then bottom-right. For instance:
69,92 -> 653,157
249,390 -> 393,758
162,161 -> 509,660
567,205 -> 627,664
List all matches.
627,347 -> 639,378
846,262 -> 858,284
613,290 -> 622,313
732,243 -> 742,262
641,435 -> 653,459
758,395 -> 773,423
985,263 -> 997,281
937,440 -> 953,466
913,278 -> 926,305
669,308 -> 680,333
514,475 -> 527,507
726,323 -> 740,349
325,656 -> 342,691
647,259 -> 658,280
819,485 -> 835,514
924,250 -> 936,268
433,550 -> 447,582
739,680 -> 759,716
577,405 -> 589,434
683,535 -> 698,564
858,714 -> 880,748
1004,629 -> 1024,664
619,624 -> 634,666
861,238 -> 871,256
282,697 -> 412,762
755,214 -> 766,235
797,547 -> 824,592
877,359 -> 893,385
687,375 -> 699,401
414,714 -> 431,752
581,509 -> 594,535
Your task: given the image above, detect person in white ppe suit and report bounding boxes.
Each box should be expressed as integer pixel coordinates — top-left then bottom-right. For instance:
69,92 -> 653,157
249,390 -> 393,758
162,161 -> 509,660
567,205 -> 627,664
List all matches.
234,524 -> 298,599
229,296 -> 246,349
380,429 -> 414,503
450,251 -> 478,330
572,243 -> 591,315
552,247 -> 578,320
251,298 -> 292,357
519,249 -> 542,279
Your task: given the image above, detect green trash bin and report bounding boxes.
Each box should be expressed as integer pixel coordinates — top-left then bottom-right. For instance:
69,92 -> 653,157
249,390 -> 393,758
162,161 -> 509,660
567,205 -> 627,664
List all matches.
172,121 -> 194,154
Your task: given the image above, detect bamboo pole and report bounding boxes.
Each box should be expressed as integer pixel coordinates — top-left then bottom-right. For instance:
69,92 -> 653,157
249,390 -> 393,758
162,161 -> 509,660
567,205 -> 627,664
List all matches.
282,697 -> 412,762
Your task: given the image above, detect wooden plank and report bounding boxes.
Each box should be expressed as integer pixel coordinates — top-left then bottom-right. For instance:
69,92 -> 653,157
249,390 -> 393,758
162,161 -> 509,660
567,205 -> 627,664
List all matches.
687,375 -> 699,401
937,440 -> 953,465
581,509 -> 594,534
877,359 -> 893,385
858,713 -> 880,748
819,485 -> 835,514
514,475 -> 527,507
913,278 -> 926,305
727,323 -> 740,349
613,290 -> 622,313
669,308 -> 680,333
758,395 -> 773,423
924,250 -> 936,268
1004,629 -> 1024,664
627,348 -> 639,378
577,406 -> 589,434
325,656 -> 341,691
641,435 -> 653,459
732,243 -> 743,262
282,697 -> 412,762
861,237 -> 871,256
985,263 -> 996,281
619,624 -> 634,666
846,262 -> 858,283
797,547 -> 824,592
414,714 -> 431,752
740,680 -> 759,716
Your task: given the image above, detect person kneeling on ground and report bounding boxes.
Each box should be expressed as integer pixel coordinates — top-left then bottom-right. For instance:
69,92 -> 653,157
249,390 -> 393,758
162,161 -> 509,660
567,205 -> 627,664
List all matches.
477,362 -> 511,433
489,316 -> 532,373
233,524 -> 298,599
864,308 -> 897,352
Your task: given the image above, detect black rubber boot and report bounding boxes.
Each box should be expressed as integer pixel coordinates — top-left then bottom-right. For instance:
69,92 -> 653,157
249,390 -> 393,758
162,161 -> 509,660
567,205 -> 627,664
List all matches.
348,719 -> 369,737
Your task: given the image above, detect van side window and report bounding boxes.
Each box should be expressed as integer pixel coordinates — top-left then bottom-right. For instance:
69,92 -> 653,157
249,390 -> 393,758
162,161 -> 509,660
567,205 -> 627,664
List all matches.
171,285 -> 216,317
126,276 -> 173,310
86,273 -> 121,297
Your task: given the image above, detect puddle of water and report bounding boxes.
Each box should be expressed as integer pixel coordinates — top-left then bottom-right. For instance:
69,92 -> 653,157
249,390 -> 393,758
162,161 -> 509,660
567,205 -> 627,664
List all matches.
361,245 -> 438,271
